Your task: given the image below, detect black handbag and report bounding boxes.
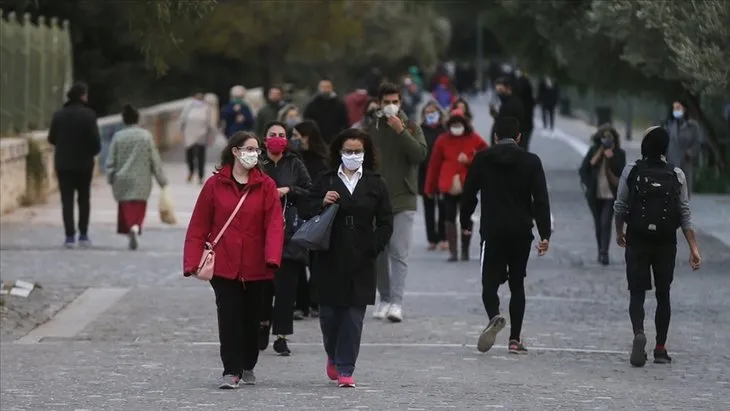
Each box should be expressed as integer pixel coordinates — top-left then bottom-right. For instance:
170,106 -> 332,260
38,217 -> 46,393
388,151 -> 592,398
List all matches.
290,203 -> 340,250
282,199 -> 309,264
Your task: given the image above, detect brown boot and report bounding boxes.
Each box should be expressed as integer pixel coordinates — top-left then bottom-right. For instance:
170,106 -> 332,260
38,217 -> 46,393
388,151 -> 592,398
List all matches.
445,222 -> 458,262
461,232 -> 471,261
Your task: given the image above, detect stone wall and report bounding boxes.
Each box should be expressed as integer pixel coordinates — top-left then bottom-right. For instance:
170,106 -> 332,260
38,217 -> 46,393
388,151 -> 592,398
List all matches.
0,96 -> 199,215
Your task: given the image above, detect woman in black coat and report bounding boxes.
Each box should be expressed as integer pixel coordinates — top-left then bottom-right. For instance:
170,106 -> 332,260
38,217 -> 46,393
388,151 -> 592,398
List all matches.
578,125 -> 626,266
301,128 -> 393,388
259,121 -> 312,356
290,120 -> 330,319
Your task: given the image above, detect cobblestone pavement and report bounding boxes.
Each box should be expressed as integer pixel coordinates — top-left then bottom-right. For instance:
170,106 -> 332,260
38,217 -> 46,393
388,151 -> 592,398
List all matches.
1,103 -> 728,410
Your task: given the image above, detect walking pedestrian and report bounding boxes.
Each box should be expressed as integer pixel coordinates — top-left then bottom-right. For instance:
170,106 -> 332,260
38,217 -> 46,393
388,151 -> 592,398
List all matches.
47,81 -> 101,248
255,86 -> 284,137
259,121 -> 312,355
183,131 -> 284,389
352,98 -> 379,130
221,85 -> 254,138
105,104 -> 168,250
449,98 -> 474,122
290,120 -> 330,320
303,78 -> 350,144
278,103 -> 302,129
401,77 -> 422,120
365,82 -> 427,323
432,75 -> 456,109
537,76 -> 559,132
613,126 -> 702,368
300,128 -> 393,388
425,109 -> 488,262
663,100 -> 702,197
344,86 -> 370,127
489,77 -> 525,146
579,126 -> 626,265
514,70 -> 536,151
418,101 -> 448,251
180,91 -> 214,184
460,116 -> 551,354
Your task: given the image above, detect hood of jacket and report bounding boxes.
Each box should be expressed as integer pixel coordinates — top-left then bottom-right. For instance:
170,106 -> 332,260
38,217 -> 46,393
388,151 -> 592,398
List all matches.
483,140 -> 522,167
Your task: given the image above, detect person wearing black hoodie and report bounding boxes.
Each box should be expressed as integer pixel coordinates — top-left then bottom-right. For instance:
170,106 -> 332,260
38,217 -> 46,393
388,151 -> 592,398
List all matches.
48,82 -> 102,248
489,77 -> 525,146
460,116 -> 551,355
303,79 -> 350,144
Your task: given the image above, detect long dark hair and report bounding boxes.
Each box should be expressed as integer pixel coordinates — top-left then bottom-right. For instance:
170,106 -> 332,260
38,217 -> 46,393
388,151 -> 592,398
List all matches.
262,121 -> 288,140
450,97 -> 473,120
217,131 -> 262,171
329,128 -> 377,171
294,120 -> 329,161
666,99 -> 691,122
591,125 -> 621,149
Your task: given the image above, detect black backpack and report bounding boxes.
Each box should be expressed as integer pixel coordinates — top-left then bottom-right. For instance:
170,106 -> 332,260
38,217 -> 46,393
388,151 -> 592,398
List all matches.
627,160 -> 681,237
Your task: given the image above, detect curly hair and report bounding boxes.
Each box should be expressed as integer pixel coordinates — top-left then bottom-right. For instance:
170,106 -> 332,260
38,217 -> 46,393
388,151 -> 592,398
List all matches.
328,128 -> 378,171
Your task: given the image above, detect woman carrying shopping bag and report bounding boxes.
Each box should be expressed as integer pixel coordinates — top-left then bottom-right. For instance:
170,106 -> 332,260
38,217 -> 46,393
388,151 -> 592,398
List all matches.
106,104 -> 168,250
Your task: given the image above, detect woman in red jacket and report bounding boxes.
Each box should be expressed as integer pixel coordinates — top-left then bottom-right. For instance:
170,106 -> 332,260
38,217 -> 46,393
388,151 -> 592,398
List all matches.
183,131 -> 284,389
424,110 -> 488,262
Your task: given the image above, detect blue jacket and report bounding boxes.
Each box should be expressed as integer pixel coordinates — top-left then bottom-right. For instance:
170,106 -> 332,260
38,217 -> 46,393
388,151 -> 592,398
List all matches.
221,101 -> 254,137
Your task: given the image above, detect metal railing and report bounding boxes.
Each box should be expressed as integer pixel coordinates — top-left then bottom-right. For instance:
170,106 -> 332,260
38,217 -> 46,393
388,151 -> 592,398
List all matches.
0,11 -> 73,135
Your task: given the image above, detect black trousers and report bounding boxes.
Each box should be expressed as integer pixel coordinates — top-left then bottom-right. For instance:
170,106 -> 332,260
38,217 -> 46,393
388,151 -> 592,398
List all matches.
319,305 -> 366,377
295,265 -> 317,314
587,198 -> 614,257
57,169 -> 94,238
542,105 -> 555,130
480,236 -> 532,341
185,144 -> 206,179
443,194 -> 460,223
262,259 -> 302,335
422,195 -> 446,244
626,241 -> 676,346
210,277 -> 269,376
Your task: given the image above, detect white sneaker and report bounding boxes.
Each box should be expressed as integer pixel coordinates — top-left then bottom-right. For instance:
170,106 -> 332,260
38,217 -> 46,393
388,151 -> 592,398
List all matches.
386,304 -> 403,323
373,302 -> 391,319
128,225 -> 139,250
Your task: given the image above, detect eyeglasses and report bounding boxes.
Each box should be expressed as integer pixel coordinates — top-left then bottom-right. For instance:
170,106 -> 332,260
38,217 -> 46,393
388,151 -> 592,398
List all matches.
238,147 -> 262,155
341,149 -> 364,155
267,132 -> 287,138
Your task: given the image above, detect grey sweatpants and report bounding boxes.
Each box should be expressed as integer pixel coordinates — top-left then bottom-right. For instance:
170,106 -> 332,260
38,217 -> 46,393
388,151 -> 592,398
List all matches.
376,210 -> 416,305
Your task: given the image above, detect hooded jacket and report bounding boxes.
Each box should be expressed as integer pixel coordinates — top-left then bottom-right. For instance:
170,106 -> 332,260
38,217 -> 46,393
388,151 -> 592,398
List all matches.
48,100 -> 101,172
460,139 -> 551,241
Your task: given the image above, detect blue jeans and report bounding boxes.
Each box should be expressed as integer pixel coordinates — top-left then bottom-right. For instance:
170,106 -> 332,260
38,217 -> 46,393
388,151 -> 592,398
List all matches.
319,305 -> 366,377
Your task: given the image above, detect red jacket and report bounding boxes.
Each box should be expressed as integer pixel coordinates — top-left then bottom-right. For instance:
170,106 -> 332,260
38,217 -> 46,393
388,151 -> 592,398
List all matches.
344,91 -> 369,126
183,165 -> 284,281
425,131 -> 488,195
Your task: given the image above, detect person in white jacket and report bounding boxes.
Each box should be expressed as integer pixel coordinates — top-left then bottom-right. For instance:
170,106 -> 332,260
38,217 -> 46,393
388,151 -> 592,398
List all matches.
180,92 -> 213,184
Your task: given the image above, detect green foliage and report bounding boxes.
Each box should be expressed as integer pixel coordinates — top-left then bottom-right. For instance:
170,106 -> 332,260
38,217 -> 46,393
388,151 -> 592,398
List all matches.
694,165 -> 730,194
22,137 -> 47,205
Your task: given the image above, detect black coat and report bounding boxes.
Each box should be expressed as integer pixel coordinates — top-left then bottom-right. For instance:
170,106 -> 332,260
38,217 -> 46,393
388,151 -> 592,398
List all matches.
261,151 -> 312,206
418,123 -> 446,195
516,76 -> 535,131
47,100 -> 101,172
490,95 -> 525,145
301,169 -> 393,306
537,81 -> 560,108
298,150 -> 329,186
303,96 -> 350,144
578,144 -> 627,199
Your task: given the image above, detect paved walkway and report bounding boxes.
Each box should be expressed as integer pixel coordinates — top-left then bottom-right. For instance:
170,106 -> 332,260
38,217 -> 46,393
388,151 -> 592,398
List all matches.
1,104 -> 729,409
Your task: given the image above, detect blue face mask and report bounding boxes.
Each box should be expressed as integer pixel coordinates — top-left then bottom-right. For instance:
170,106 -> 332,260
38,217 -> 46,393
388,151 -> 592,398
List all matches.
289,138 -> 301,150
425,112 -> 440,125
672,110 -> 684,119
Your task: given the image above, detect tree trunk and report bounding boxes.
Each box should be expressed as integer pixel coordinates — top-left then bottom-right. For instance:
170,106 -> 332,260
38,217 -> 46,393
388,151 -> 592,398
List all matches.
684,90 -> 726,169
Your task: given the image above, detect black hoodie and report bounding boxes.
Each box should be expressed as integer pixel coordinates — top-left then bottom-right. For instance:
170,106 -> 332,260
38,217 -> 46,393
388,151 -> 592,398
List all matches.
460,139 -> 551,241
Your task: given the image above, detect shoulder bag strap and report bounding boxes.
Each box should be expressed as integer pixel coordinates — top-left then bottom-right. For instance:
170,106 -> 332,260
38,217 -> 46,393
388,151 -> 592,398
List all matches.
210,189 -> 250,247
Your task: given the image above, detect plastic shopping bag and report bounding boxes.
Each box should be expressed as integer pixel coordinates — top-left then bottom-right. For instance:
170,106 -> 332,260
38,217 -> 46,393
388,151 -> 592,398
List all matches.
159,185 -> 177,225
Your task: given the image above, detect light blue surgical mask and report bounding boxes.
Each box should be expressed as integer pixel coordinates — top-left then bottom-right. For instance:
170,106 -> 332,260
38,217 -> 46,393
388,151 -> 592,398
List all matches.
672,110 -> 684,119
285,118 -> 299,127
425,112 -> 440,125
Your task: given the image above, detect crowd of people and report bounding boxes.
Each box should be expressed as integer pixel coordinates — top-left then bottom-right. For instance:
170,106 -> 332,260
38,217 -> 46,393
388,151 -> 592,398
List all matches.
46,73 -> 703,390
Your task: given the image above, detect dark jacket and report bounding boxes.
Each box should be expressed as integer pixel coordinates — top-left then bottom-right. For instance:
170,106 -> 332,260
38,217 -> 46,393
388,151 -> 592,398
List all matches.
261,151 -> 312,206
221,101 -> 254,137
298,150 -> 329,186
301,169 -> 393,306
255,102 -> 284,137
490,94 -> 525,145
418,123 -> 446,195
579,143 -> 626,200
303,95 -> 350,144
48,100 -> 101,172
461,139 -> 551,241
516,76 -> 535,131
537,81 -> 559,108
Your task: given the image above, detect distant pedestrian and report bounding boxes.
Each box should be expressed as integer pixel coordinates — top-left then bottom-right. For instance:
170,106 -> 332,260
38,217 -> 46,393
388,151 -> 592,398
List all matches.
183,131 -> 284,389
221,85 -> 254,138
578,126 -> 626,265
432,75 -> 456,109
180,91 -> 214,184
401,77 -> 422,120
278,103 -> 302,129
300,128 -> 393,388
461,116 -> 551,355
255,86 -> 285,137
513,70 -> 536,151
663,100 -> 702,197
537,76 -> 559,131
449,97 -> 474,122
47,81 -> 101,248
418,101 -> 448,251
489,77 -> 525,146
352,98 -> 379,130
344,87 -> 370,126
105,104 -> 168,250
303,78 -> 350,144
613,126 -> 701,368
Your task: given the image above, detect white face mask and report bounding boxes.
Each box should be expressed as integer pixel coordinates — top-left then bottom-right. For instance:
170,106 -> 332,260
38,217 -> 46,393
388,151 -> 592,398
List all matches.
450,126 -> 465,136
238,151 -> 259,169
341,153 -> 364,171
382,104 -> 400,117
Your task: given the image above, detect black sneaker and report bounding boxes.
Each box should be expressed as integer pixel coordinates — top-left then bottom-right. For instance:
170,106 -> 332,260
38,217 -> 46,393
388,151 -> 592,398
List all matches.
630,332 -> 648,367
258,323 -> 270,351
273,337 -> 291,356
653,348 -> 672,364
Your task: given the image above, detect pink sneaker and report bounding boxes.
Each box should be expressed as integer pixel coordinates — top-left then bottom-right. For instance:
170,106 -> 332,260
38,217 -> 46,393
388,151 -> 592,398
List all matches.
326,359 -> 338,381
337,375 -> 356,388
